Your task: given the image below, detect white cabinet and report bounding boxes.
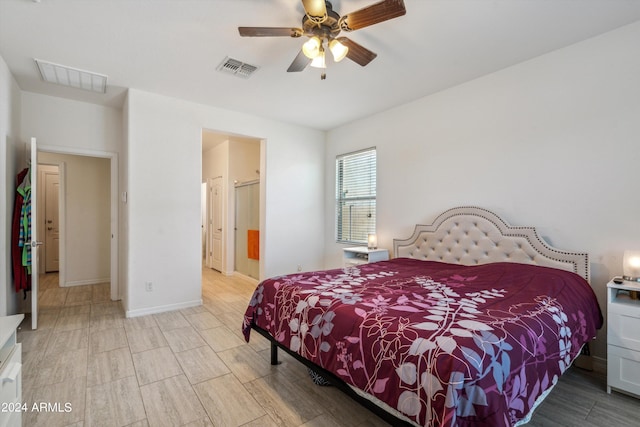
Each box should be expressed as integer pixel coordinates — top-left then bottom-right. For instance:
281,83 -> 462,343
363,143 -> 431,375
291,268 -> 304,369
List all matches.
607,279 -> 640,398
343,247 -> 389,267
0,314 -> 24,427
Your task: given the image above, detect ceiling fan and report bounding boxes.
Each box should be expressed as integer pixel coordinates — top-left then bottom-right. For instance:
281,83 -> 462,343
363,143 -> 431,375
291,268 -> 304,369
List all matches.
238,0 -> 406,79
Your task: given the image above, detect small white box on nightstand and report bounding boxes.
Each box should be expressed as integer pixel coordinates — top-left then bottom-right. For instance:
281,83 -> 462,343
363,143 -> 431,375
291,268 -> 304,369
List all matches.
343,247 -> 389,267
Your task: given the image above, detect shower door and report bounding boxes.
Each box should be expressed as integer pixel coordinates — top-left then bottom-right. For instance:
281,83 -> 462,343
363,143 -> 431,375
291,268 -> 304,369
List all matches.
235,180 -> 259,279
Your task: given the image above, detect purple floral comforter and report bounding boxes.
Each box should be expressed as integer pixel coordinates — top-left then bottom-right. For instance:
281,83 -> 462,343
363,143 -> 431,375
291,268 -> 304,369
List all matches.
242,258 -> 602,426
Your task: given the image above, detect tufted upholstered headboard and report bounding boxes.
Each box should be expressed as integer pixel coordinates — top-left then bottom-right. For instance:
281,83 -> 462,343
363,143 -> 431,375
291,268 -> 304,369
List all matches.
393,206 -> 589,281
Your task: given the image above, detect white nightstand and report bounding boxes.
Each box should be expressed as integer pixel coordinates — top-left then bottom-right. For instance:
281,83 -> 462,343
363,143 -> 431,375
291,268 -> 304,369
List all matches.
343,247 -> 389,267
607,278 -> 640,398
1,314 -> 24,427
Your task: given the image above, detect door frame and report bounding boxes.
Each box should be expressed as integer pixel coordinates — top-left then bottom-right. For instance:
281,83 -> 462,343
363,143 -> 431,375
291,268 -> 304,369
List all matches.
38,144 -> 119,301
200,131 -> 266,281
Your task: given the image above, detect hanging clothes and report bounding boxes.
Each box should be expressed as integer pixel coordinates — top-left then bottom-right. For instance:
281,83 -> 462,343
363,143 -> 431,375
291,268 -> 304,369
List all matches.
17,171 -> 32,274
12,167 -> 31,293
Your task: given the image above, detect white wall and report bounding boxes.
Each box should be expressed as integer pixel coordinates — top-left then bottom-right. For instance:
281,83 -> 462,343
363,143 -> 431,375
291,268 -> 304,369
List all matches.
21,91 -> 124,299
21,92 -> 123,154
325,21 -> 640,362
126,89 -> 325,317
230,138 -> 260,184
202,141 -> 228,185
39,152 -> 111,285
0,54 -> 22,316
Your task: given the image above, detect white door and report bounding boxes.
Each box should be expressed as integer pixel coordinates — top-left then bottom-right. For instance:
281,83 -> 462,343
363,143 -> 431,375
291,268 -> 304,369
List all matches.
201,183 -> 207,260
44,171 -> 60,272
207,177 -> 223,272
30,137 -> 42,330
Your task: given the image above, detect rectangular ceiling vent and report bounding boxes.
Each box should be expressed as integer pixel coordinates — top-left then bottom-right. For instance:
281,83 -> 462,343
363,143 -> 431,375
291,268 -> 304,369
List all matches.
216,57 -> 258,79
34,59 -> 107,93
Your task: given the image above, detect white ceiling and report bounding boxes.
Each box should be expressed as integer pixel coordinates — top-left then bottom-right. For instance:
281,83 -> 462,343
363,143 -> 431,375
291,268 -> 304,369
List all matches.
2,0 -> 640,131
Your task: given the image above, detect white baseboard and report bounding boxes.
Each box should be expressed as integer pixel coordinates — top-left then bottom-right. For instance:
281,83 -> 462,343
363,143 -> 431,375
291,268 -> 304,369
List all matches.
62,277 -> 110,287
125,299 -> 203,318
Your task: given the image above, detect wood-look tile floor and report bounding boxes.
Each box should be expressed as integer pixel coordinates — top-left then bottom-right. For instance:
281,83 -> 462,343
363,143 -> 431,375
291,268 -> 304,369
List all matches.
17,269 -> 640,427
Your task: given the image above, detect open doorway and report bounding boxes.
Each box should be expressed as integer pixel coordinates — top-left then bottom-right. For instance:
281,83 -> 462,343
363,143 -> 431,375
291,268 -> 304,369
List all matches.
201,130 -> 262,282
34,147 -> 119,314
37,164 -> 61,275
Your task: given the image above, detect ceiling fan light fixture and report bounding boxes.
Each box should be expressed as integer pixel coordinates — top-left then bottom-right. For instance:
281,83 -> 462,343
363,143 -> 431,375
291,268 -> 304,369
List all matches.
301,0 -> 328,24
302,36 -> 322,59
329,39 -> 349,62
310,48 -> 326,69
239,0 -> 406,74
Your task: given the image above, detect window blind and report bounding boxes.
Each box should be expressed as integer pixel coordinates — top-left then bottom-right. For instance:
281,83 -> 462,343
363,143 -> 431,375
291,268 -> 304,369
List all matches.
336,147 -> 376,244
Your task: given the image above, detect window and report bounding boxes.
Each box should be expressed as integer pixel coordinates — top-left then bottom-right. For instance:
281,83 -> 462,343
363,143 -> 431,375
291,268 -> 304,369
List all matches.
336,147 -> 376,244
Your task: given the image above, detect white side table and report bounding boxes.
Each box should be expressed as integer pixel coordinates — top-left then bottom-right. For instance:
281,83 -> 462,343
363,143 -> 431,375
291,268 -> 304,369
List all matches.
607,278 -> 640,398
343,247 -> 389,267
1,314 -> 24,427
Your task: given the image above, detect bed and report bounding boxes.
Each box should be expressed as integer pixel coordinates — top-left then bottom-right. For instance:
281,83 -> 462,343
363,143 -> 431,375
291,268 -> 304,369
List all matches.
242,206 -> 603,426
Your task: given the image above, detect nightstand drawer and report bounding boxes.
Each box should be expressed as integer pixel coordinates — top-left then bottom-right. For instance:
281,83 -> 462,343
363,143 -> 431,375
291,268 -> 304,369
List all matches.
609,298 -> 640,317
0,343 -> 22,427
608,345 -> 640,397
608,313 -> 640,351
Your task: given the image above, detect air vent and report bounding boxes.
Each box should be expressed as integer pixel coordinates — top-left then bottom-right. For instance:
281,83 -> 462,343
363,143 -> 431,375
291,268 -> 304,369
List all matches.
216,57 -> 258,79
34,59 -> 107,93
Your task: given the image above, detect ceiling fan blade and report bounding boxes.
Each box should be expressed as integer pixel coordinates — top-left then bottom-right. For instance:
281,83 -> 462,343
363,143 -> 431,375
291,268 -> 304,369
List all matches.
287,50 -> 311,72
339,0 -> 406,32
238,27 -> 303,38
338,37 -> 377,67
301,0 -> 328,24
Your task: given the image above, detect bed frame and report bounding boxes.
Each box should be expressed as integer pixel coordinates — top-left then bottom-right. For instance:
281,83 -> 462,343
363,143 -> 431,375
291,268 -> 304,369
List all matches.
254,324 -> 416,426
256,206 -> 590,426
